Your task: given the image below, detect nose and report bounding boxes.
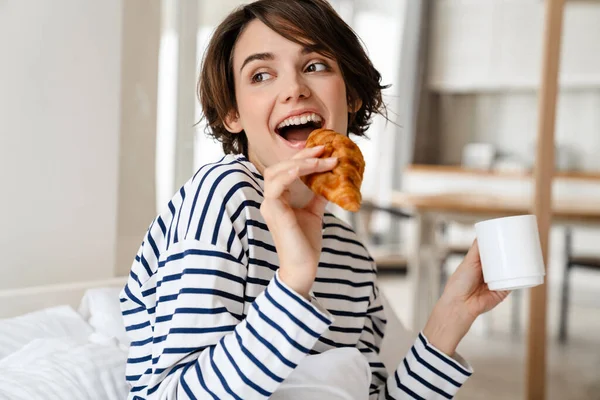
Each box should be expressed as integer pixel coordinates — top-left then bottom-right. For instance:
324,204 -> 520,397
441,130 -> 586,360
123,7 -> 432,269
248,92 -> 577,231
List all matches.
280,72 -> 311,103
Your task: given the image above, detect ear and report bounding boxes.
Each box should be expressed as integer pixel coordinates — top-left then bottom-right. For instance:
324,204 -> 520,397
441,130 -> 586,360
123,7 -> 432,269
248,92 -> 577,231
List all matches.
224,111 -> 243,133
349,97 -> 363,113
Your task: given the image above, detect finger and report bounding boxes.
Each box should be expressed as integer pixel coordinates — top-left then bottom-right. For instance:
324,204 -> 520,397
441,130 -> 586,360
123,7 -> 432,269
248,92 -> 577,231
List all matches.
265,157 -> 338,185
463,239 -> 481,264
292,145 -> 326,160
265,156 -> 338,199
264,166 -> 300,199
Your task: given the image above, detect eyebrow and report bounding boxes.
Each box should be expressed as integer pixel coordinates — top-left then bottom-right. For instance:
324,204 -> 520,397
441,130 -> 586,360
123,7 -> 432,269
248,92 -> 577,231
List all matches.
239,47 -> 316,73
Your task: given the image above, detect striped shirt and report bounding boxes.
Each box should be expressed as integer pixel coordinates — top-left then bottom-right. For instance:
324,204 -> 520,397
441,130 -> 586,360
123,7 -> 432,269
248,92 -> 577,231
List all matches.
120,154 -> 472,399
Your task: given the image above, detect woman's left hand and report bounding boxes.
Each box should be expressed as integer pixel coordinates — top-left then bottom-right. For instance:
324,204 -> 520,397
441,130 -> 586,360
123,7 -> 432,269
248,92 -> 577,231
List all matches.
423,240 -> 510,356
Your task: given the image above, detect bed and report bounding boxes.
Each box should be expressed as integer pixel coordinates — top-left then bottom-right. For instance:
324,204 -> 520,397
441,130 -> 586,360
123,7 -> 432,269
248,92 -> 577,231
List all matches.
0,277 -> 410,400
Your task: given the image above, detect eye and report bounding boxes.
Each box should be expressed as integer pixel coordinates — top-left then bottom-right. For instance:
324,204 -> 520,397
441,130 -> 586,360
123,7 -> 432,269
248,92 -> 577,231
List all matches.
305,62 -> 329,73
251,71 -> 273,83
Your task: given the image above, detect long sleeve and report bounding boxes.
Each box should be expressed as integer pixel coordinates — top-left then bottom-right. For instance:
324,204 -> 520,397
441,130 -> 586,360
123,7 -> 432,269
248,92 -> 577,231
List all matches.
121,239 -> 333,399
358,286 -> 473,399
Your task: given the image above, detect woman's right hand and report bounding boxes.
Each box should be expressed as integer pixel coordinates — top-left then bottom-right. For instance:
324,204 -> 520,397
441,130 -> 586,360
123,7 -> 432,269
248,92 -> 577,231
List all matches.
260,145 -> 338,298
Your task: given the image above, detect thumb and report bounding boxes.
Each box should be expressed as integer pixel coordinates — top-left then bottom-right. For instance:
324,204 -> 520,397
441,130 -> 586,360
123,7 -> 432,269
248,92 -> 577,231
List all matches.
463,239 -> 481,265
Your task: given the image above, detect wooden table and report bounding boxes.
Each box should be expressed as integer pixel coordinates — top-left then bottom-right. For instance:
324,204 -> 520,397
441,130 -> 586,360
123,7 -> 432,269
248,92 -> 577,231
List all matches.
391,191 -> 600,331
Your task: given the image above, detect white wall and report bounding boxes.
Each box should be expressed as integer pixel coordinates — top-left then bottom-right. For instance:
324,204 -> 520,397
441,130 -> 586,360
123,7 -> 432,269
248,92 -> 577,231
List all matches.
0,1 -> 123,289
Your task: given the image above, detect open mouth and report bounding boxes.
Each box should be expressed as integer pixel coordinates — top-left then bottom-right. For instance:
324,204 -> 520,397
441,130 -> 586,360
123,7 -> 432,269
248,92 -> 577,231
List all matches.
275,112 -> 324,147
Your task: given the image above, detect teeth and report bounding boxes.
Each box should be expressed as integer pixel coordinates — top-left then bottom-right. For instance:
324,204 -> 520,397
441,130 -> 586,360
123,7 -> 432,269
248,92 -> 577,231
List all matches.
277,113 -> 323,130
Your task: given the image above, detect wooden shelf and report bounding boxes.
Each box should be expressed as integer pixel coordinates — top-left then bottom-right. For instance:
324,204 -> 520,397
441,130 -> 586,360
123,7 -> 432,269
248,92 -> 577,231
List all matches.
406,164 -> 600,182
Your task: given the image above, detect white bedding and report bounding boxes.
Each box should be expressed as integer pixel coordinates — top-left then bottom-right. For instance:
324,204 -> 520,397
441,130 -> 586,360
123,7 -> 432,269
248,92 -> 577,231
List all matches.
0,288 -> 410,400
0,289 -> 130,400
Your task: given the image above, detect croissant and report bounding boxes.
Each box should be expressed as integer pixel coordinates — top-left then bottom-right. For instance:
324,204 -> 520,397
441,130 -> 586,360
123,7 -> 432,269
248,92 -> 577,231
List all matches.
300,129 -> 365,212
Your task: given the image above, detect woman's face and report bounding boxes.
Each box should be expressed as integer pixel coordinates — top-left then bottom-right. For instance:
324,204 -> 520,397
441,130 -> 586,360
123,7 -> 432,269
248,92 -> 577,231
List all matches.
227,20 -> 351,173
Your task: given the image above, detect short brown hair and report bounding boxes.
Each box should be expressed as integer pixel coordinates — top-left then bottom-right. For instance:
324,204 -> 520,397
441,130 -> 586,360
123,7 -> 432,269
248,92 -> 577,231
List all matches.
198,0 -> 388,156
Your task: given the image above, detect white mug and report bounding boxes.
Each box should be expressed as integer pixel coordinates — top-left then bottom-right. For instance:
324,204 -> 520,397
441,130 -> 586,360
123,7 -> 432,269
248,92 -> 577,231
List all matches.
474,215 -> 546,291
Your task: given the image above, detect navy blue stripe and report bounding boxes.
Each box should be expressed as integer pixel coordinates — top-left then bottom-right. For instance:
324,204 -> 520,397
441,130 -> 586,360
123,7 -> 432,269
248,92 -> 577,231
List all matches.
127,354 -> 152,364
363,325 -> 374,336
195,168 -> 262,241
154,361 -> 193,376
209,346 -> 243,400
192,155 -> 227,182
195,361 -> 220,399
229,200 -> 261,226
159,248 -> 240,267
237,224 -> 248,241
140,253 -> 153,278
328,325 -> 363,334
403,358 -> 452,399
418,333 -> 472,376
247,219 -> 269,231
126,320 -> 151,332
247,238 -> 276,253
122,306 -> 145,316
227,228 -> 236,253
371,318 -> 385,338
317,261 -> 376,275
395,369 -> 425,400
384,385 -> 394,400
315,276 -> 374,289
329,309 -> 367,318
360,339 -> 380,353
247,276 -> 271,287
173,186 -> 186,244
131,385 -> 147,393
372,371 -> 387,383
212,182 -> 263,245
411,346 -> 461,388
168,325 -> 236,335
246,322 -> 297,369
234,330 -> 284,383
157,268 -> 245,288
130,270 -> 142,286
313,291 -> 370,303
323,221 -> 354,233
131,337 -> 153,347
157,216 -> 167,236
248,257 -> 278,271
234,156 -> 264,182
166,201 -> 176,249
142,287 -> 156,297
265,290 -> 320,338
158,288 -> 244,304
370,362 -> 386,369
322,247 -> 372,261
147,231 -> 160,259
180,362 -> 200,400
221,337 -> 271,397
274,274 -> 331,325
322,234 -> 366,248
318,336 -> 354,348
368,305 -> 384,314
252,301 -> 311,353
155,307 -> 237,324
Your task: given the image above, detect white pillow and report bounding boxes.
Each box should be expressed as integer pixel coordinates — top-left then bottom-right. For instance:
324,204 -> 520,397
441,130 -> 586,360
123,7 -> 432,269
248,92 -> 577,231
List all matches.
0,337 -> 129,400
78,287 -> 129,348
270,347 -> 371,400
0,305 -> 94,359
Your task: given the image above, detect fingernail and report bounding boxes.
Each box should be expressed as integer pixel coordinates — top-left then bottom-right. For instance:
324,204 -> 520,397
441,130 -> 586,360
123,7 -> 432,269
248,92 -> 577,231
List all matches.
324,157 -> 338,164
311,145 -> 325,151
288,166 -> 299,175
